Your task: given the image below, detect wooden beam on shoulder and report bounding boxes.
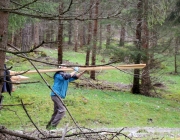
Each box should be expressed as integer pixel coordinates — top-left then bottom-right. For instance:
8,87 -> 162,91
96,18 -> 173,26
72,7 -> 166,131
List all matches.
10,64 -> 146,75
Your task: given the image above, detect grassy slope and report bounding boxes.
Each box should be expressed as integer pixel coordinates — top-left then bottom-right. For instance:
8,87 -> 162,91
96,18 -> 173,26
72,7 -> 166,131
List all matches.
0,48 -> 180,130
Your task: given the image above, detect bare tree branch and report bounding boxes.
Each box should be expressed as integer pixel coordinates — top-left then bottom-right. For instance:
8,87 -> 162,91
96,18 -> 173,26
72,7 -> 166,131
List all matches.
60,0 -> 73,15
6,41 -> 44,55
4,80 -> 40,85
0,126 -> 40,140
42,127 -> 132,140
5,43 -> 120,68
20,99 -> 46,137
0,102 -> 33,107
10,0 -> 55,16
9,0 -> 38,11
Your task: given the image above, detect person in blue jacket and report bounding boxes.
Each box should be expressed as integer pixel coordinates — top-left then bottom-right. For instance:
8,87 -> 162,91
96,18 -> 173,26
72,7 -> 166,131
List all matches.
46,65 -> 86,130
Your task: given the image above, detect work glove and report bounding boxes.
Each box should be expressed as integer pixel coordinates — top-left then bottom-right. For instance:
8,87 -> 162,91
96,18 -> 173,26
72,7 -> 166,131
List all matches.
74,67 -> 79,72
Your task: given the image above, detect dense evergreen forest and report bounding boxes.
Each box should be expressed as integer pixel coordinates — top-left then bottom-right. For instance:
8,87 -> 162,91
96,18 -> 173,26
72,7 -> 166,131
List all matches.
0,0 -> 180,139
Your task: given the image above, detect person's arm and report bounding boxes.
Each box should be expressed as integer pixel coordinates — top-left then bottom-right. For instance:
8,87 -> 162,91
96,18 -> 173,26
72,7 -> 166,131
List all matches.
70,67 -> 79,77
76,70 -> 86,78
70,67 -> 86,78
70,71 -> 77,77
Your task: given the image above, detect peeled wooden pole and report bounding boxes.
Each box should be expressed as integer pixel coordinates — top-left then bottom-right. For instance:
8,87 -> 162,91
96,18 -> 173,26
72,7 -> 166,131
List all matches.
11,75 -> 29,81
10,64 -> 146,75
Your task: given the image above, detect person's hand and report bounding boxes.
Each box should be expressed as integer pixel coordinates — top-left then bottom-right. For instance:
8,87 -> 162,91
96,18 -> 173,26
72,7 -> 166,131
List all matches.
74,67 -> 79,72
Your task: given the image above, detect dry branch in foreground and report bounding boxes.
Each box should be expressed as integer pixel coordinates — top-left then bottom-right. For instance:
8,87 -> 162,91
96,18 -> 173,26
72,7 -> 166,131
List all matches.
0,126 -> 132,140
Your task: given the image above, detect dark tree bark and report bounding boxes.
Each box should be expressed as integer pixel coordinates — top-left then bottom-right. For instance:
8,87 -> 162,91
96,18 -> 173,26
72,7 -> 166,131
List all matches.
174,37 -> 179,74
141,0 -> 151,96
50,22 -> 55,48
85,0 -> 93,66
58,2 -> 64,64
0,0 -> 10,108
39,22 -> 45,44
90,0 -> 99,80
73,8 -> 79,52
82,23 -> 86,46
99,23 -> 102,50
79,22 -> 84,48
12,29 -> 21,48
106,24 -> 111,48
45,22 -> 51,44
119,26 -> 125,46
21,24 -> 31,51
78,22 -> 86,48
131,0 -> 143,94
149,30 -> 157,64
33,22 -> 39,46
68,20 -> 73,45
74,23 -> 78,52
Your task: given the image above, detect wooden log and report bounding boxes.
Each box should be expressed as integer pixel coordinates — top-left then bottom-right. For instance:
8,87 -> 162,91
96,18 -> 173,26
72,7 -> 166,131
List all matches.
0,126 -> 39,140
10,75 -> 30,92
11,75 -> 29,81
10,64 -> 146,75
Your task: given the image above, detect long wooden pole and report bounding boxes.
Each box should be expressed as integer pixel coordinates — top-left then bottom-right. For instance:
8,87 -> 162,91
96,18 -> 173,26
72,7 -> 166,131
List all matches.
10,64 -> 146,75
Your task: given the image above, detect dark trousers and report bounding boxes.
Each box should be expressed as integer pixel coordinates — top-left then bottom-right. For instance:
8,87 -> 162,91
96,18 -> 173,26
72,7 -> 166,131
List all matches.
48,96 -> 66,127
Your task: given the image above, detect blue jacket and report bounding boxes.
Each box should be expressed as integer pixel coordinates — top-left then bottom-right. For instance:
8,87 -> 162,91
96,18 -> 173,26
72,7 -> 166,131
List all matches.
51,71 -> 78,98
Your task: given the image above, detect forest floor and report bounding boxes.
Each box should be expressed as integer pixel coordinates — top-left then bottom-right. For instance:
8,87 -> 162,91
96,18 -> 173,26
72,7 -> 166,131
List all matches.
98,127 -> 180,138
46,127 -> 180,139
1,126 -> 180,140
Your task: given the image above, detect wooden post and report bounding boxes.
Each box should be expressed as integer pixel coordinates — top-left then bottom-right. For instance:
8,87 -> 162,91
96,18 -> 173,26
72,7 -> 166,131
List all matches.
10,64 -> 146,75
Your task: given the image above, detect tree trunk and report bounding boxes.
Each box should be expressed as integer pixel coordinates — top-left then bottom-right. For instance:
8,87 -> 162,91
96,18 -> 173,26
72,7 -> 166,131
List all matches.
106,24 -> 111,48
21,24 -> 31,51
174,37 -> 179,74
82,24 -> 86,46
149,30 -> 157,64
79,23 -> 86,48
9,31 -> 14,45
45,22 -> 52,47
141,20 -> 151,95
90,0 -> 99,80
85,0 -> 93,66
79,22 -> 84,48
49,22 -> 54,48
57,2 -> 64,64
119,26 -> 125,46
0,0 -> 10,108
99,23 -> 102,50
141,0 -> 151,96
68,20 -> 72,45
33,22 -> 39,46
131,0 -> 142,94
74,16 -> 79,52
39,22 -> 45,44
13,29 -> 22,48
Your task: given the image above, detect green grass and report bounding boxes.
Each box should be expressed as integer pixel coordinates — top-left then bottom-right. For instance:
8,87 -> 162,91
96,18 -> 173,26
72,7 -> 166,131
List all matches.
1,80 -> 180,130
1,47 -> 180,132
